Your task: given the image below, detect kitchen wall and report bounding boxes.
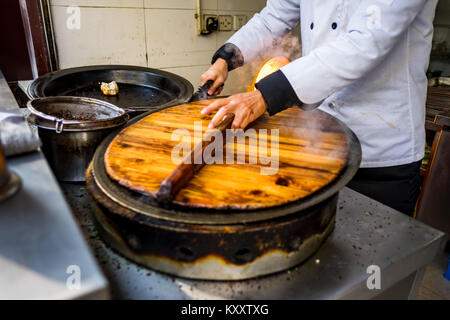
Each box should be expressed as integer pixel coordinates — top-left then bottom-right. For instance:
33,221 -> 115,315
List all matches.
49,0 -> 289,95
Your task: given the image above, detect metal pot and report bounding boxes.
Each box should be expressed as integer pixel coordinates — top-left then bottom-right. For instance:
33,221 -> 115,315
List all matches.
27,96 -> 129,182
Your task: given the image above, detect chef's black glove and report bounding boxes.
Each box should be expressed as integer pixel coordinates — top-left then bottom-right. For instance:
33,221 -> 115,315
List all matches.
211,43 -> 244,71
255,70 -> 303,116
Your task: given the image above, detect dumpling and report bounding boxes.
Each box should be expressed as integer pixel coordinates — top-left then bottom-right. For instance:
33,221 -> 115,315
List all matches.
100,81 -> 119,96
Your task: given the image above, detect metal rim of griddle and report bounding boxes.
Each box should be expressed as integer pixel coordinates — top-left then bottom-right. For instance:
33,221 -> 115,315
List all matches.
28,65 -> 194,111
89,105 -> 362,225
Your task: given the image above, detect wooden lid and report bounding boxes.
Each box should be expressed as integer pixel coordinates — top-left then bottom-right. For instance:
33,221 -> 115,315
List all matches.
104,100 -> 351,210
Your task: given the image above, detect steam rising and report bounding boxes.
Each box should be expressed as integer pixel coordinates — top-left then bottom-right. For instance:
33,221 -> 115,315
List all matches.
224,32 -> 302,95
222,31 -> 345,164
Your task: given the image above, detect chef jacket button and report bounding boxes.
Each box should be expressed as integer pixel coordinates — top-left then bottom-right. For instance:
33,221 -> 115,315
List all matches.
328,102 -> 335,109
331,22 -> 338,30
310,22 -> 314,30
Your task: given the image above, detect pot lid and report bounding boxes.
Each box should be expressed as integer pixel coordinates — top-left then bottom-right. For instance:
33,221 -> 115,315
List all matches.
27,96 -> 129,132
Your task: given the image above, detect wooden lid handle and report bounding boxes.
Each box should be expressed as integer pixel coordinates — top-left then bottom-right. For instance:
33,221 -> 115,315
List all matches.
156,114 -> 235,204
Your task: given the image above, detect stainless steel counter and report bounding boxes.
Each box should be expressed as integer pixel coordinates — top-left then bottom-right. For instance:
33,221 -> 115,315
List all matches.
62,182 -> 446,300
0,71 -> 108,299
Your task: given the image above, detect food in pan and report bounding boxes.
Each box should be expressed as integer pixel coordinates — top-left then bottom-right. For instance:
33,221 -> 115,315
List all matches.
100,81 -> 119,96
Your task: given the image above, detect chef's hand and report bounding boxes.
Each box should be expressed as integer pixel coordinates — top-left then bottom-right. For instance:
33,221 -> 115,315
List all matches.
201,90 -> 268,129
200,58 -> 228,96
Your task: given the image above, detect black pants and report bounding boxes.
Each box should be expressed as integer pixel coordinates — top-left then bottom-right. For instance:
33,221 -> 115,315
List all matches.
346,160 -> 423,216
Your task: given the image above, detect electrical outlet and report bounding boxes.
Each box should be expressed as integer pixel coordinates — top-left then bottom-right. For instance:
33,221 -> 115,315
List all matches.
202,14 -> 218,33
233,15 -> 247,30
218,15 -> 233,31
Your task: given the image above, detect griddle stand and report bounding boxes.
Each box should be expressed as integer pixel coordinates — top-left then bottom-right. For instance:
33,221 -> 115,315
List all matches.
63,183 -> 446,300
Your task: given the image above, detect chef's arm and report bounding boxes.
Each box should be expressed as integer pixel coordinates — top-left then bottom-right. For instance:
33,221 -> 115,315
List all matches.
204,0 -> 300,95
213,0 -> 300,70
257,0 -> 428,115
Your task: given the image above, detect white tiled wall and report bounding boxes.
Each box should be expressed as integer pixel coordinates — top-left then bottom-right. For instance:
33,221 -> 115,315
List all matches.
144,9 -> 216,68
49,0 -> 294,95
51,0 -> 144,8
51,6 -> 147,67
144,0 -> 217,10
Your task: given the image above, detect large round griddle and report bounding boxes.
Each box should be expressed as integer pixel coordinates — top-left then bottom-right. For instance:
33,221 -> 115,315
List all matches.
104,100 -> 357,211
86,102 -> 361,280
28,65 -> 193,113
89,105 -> 361,223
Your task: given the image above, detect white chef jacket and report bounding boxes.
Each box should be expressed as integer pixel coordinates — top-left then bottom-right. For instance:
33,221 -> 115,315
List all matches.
227,0 -> 438,168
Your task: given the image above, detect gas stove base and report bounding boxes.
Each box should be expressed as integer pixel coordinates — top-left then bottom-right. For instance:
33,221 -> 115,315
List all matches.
91,199 -> 335,280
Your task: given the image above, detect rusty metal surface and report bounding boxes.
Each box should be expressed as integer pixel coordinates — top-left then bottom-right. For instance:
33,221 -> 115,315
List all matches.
86,163 -> 337,280
62,183 -> 446,299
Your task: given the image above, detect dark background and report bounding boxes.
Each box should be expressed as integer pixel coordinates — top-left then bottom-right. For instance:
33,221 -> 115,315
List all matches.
0,0 -> 33,81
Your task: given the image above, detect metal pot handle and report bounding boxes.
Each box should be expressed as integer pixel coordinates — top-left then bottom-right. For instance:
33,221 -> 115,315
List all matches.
26,100 -> 59,123
55,118 -> 64,133
122,108 -> 136,113
27,100 -> 67,133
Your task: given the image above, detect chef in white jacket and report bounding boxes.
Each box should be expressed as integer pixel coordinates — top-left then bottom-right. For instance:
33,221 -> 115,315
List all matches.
200,0 -> 438,216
